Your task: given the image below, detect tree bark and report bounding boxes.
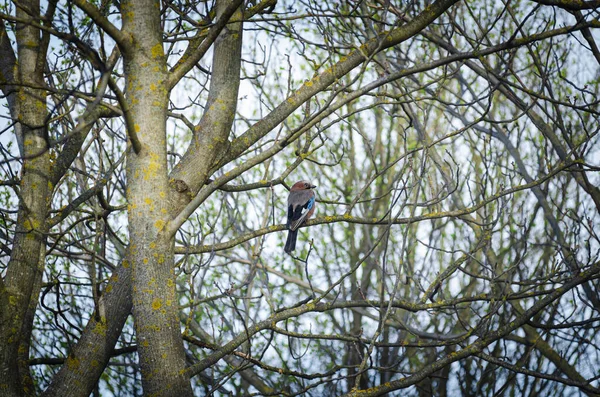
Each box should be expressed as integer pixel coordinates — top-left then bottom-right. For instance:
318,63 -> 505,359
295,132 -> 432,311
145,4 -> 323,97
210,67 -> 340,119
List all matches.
42,0 -> 245,394
42,260 -> 133,397
0,1 -> 50,395
169,0 -> 244,201
120,0 -> 192,394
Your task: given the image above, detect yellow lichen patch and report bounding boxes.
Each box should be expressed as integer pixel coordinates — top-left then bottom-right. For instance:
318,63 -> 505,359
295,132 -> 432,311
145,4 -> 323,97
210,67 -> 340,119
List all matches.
142,340 -> 149,347
151,43 -> 163,58
148,277 -> 156,286
143,153 -> 162,180
93,321 -> 107,337
143,258 -> 149,264
66,355 -> 80,370
143,160 -> 160,180
145,198 -> 153,205
154,219 -> 165,230
123,259 -> 130,268
105,284 -> 113,293
167,278 -> 174,287
150,83 -> 157,91
152,298 -> 163,310
149,242 -> 156,249
23,218 -> 40,230
91,360 -> 99,368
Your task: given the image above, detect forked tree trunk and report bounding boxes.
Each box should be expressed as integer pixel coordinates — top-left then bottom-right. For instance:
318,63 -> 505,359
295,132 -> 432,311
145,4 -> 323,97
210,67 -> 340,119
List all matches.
120,0 -> 192,394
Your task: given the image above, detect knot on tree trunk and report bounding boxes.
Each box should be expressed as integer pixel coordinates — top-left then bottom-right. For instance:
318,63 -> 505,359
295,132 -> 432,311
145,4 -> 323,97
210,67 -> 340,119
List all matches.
172,179 -> 189,193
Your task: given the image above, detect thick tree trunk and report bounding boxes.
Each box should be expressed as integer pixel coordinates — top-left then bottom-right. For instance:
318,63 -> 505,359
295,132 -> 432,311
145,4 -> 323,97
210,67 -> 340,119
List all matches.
120,0 -> 192,394
0,1 -> 50,395
42,0 -> 244,394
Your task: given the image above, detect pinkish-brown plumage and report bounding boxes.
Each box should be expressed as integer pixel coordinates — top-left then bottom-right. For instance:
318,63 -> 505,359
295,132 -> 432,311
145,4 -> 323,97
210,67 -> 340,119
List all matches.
285,180 -> 316,254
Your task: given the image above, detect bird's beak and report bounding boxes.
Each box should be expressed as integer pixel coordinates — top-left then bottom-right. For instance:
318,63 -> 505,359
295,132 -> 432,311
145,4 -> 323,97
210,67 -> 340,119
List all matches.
310,184 -> 317,189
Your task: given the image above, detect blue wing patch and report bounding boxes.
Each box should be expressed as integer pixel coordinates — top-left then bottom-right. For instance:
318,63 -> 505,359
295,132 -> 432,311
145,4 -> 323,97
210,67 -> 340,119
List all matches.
288,195 -> 315,231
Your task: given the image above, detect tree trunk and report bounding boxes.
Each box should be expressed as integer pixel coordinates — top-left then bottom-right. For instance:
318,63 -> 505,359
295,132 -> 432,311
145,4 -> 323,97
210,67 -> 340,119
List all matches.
0,1 -> 50,394
42,260 -> 133,397
120,0 -> 192,394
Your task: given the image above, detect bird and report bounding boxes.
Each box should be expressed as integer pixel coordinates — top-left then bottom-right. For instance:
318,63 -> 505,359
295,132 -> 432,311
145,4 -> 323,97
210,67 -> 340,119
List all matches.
285,180 -> 317,254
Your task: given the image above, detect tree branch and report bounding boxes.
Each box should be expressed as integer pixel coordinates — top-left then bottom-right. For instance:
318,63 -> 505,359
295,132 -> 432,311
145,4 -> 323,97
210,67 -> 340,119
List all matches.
72,0 -> 131,49
530,0 -> 600,10
222,0 -> 461,166
167,0 -> 244,90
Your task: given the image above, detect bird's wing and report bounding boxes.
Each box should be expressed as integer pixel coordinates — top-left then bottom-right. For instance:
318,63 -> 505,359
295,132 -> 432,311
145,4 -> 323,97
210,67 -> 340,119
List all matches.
287,194 -> 315,231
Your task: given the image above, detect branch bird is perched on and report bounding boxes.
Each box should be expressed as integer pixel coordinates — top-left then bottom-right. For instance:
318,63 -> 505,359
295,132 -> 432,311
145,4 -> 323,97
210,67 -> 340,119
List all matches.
285,180 -> 317,254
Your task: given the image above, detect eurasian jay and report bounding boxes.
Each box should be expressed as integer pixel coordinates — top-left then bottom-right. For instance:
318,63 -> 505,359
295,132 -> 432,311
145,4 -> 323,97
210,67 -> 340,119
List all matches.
285,180 -> 317,254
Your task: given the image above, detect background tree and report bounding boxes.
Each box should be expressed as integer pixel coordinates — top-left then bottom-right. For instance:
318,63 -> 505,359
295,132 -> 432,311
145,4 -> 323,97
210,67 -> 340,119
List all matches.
1,0 -> 599,396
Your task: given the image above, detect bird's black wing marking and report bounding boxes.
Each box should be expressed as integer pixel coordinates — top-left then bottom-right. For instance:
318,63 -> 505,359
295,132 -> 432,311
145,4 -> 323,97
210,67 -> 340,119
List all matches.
287,204 -> 295,228
289,201 -> 309,221
288,199 -> 314,231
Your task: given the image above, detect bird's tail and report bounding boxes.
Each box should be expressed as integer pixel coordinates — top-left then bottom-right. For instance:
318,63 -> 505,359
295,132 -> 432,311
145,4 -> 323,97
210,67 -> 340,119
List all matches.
284,229 -> 298,254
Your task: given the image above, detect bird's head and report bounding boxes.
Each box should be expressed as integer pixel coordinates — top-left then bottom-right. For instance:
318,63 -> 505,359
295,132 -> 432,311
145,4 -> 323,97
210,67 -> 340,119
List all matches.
290,180 -> 317,191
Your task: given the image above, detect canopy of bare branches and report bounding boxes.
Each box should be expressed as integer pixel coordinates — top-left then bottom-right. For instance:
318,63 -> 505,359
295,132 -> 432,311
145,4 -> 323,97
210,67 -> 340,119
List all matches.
0,0 -> 599,396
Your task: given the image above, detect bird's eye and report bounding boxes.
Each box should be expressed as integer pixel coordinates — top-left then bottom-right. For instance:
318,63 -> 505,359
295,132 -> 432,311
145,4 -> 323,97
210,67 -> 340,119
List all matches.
305,183 -> 309,188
